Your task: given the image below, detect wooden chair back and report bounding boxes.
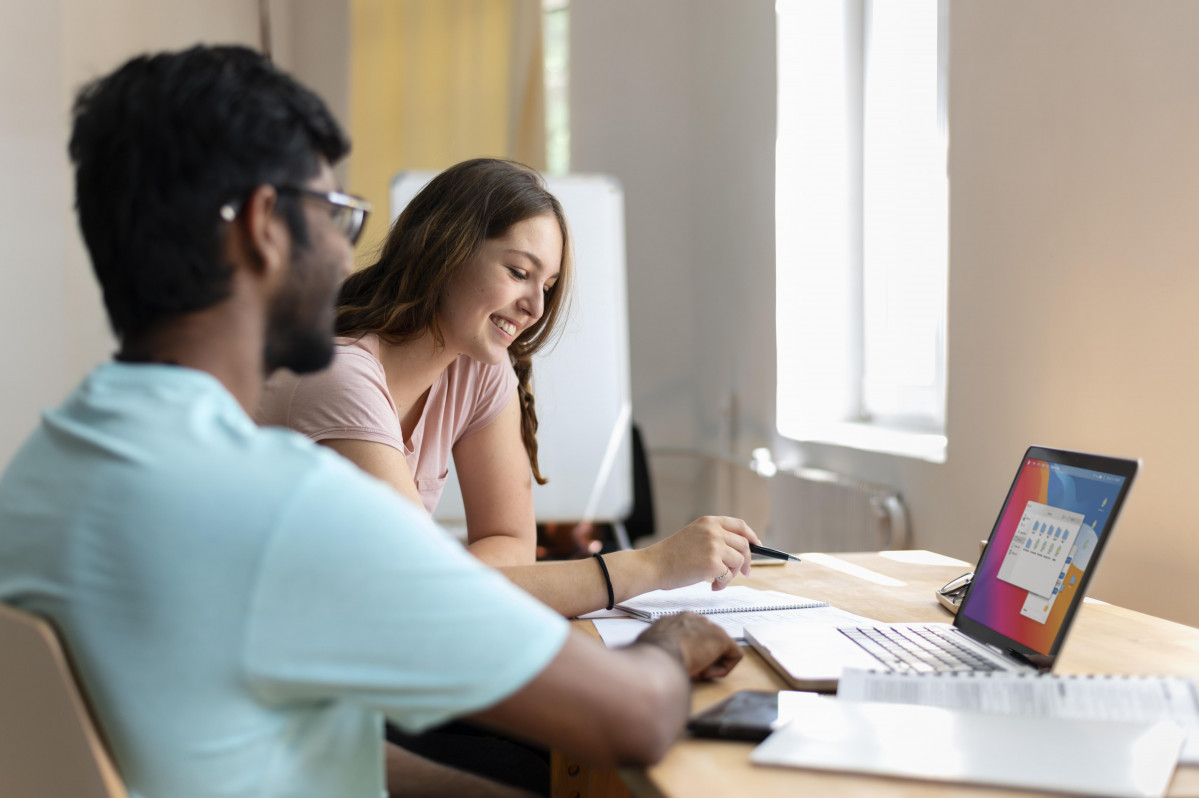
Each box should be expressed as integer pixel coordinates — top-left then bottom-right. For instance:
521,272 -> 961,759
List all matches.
0,603 -> 128,798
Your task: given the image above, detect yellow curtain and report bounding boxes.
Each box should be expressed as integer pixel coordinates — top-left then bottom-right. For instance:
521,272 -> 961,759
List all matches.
348,0 -> 546,268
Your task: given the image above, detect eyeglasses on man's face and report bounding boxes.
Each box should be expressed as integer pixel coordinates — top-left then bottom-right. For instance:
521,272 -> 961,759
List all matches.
276,186 -> 371,246
219,186 -> 372,246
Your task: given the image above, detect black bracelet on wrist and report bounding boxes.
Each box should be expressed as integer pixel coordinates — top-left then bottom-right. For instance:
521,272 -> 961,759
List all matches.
592,552 -> 615,611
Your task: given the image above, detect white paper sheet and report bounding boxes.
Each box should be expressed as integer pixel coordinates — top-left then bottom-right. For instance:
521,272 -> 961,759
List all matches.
590,603 -> 875,647
591,618 -> 649,647
752,693 -> 1183,798
838,669 -> 1199,765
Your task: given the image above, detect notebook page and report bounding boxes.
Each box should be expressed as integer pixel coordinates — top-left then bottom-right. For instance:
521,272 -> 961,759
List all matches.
616,583 -> 827,621
591,604 -> 871,647
704,605 -> 873,641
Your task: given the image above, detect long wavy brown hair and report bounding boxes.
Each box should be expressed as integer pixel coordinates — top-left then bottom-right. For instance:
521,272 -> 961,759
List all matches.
336,158 -> 572,484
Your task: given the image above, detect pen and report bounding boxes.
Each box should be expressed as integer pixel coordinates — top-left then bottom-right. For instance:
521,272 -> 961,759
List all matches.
749,544 -> 802,563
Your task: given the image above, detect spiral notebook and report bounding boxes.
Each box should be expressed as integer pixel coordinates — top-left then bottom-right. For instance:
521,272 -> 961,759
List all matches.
837,668 -> 1199,764
615,582 -> 827,621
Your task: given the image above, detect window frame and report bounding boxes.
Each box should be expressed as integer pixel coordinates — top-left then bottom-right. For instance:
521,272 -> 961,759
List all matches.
775,0 -> 948,462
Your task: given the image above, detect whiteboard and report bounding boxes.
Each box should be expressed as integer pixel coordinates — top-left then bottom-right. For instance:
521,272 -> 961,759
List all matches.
389,172 -> 633,523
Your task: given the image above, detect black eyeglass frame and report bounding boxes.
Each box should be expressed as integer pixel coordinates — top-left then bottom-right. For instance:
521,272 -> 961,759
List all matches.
218,185 -> 372,246
274,186 -> 372,246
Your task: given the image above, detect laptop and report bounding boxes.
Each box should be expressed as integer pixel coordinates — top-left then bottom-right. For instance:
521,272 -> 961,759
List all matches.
745,446 -> 1139,692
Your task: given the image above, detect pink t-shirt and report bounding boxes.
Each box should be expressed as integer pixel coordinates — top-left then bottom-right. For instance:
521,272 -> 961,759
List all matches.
256,334 -> 518,513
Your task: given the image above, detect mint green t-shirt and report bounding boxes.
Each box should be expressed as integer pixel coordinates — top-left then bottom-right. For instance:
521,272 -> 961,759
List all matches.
0,363 -> 568,798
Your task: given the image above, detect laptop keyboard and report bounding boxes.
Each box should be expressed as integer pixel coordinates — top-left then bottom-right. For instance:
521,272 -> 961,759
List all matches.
838,625 -> 1000,673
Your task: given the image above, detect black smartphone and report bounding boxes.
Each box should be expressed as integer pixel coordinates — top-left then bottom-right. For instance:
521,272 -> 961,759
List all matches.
686,690 -> 788,742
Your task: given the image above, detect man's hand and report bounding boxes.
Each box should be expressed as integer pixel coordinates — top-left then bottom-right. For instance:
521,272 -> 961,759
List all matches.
635,612 -> 743,680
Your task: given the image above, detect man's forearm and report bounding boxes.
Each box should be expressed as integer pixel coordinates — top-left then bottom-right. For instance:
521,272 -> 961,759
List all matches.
470,630 -> 692,767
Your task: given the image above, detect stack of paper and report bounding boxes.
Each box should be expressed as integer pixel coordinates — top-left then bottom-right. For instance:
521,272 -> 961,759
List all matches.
837,668 -> 1199,765
751,692 -> 1184,798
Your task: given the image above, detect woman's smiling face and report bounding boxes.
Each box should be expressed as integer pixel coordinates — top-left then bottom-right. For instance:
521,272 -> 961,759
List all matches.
438,213 -> 563,364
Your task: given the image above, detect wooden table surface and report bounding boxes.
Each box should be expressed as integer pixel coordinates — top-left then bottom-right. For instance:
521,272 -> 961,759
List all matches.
570,550 -> 1199,798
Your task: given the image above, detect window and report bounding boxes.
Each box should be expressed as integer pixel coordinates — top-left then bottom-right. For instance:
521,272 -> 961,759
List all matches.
543,0 -> 570,175
776,0 -> 948,461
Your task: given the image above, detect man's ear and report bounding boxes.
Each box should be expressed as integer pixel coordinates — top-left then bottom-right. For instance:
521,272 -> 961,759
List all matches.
238,184 -> 290,283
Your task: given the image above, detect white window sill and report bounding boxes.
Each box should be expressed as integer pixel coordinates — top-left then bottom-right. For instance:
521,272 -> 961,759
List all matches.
790,422 -> 947,463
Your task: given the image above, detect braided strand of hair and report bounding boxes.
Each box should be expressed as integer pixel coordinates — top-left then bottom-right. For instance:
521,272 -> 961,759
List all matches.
511,352 -> 547,485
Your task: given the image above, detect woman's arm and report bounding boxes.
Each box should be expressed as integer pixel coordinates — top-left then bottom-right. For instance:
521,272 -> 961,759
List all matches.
319,438 -> 424,508
319,395 -> 537,568
322,402 -> 761,617
452,394 -> 537,567
500,516 -> 761,618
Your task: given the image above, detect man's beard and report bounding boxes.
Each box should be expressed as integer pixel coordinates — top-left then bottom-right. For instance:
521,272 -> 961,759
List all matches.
263,248 -> 338,376
264,321 -> 334,375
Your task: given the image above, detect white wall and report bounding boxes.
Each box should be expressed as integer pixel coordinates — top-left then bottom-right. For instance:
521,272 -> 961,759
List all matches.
571,0 -> 1199,626
570,0 -> 778,535
571,0 -> 698,447
572,0 -> 776,450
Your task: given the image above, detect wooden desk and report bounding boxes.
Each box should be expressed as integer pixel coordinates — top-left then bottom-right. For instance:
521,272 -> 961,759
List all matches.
569,550 -> 1199,798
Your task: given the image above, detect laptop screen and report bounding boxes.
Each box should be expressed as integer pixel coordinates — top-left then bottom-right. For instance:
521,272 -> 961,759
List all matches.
956,447 -> 1138,658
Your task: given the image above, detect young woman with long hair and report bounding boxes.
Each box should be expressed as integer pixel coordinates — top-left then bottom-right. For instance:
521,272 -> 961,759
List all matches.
257,158 -> 759,618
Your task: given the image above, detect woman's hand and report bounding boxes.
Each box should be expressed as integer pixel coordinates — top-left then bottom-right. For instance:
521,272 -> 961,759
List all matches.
499,515 -> 760,617
643,516 -> 761,592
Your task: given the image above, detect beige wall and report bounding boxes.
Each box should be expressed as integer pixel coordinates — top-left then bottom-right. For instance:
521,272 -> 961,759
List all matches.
0,2 -> 71,463
0,0 -> 346,467
57,0 -> 268,385
570,0 -> 1199,626
942,0 -> 1199,623
0,0 -> 264,469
